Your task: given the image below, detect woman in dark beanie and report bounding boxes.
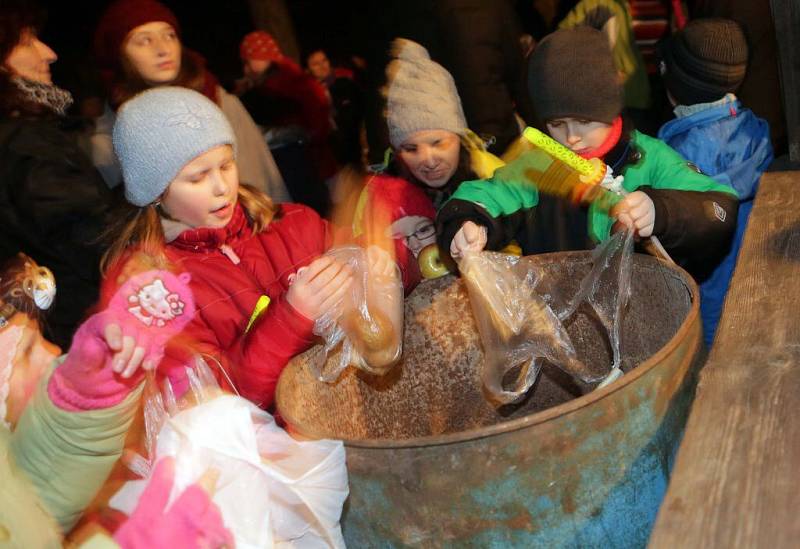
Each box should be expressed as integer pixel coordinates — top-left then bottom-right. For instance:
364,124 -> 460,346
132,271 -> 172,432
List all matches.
89,0 -> 290,204
0,0 -> 113,348
439,26 -> 740,288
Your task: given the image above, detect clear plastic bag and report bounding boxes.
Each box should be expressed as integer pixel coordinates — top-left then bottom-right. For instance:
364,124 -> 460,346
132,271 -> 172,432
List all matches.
113,357 -> 349,549
560,229 -> 635,385
310,246 -> 404,382
459,251 -> 599,406
460,229 -> 635,404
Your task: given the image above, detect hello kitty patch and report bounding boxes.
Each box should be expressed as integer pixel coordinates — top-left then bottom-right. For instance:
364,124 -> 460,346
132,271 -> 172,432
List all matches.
127,278 -> 186,327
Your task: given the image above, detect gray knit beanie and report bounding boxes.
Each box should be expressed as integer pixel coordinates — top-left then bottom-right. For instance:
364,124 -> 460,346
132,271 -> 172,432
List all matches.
385,38 -> 468,148
113,87 -> 237,207
528,27 -> 622,124
659,18 -> 748,106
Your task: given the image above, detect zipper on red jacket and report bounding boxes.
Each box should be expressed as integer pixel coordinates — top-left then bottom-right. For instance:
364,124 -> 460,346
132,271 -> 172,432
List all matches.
219,244 -> 241,265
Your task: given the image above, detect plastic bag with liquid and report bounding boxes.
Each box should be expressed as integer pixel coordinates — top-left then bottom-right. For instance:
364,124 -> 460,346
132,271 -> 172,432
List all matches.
310,245 -> 404,382
459,251 -> 599,405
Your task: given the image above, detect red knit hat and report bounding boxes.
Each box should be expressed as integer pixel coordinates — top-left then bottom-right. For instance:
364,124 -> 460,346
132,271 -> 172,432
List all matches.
239,30 -> 284,63
93,0 -> 180,74
369,176 -> 436,224
357,175 -> 437,293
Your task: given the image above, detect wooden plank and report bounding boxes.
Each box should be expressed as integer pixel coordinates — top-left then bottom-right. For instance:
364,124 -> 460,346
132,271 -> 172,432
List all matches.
771,0 -> 800,161
649,171 -> 800,547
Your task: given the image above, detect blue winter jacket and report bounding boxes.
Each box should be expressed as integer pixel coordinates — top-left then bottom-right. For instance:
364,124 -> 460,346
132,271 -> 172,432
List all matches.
658,96 -> 773,347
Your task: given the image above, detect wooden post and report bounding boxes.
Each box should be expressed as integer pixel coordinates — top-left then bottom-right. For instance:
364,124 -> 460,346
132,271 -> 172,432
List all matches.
246,0 -> 301,64
771,0 -> 800,161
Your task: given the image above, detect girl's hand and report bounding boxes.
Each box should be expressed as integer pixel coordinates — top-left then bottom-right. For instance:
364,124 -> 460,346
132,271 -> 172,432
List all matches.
103,323 -> 152,379
450,221 -> 488,259
286,256 -> 353,321
113,457 -> 234,549
48,270 -> 195,411
366,245 -> 397,278
611,191 -> 655,238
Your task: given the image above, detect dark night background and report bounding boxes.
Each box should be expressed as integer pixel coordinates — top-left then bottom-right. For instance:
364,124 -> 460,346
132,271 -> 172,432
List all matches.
38,0 -> 371,99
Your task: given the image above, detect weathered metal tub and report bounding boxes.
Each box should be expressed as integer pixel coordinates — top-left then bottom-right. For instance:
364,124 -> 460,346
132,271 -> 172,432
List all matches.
276,252 -> 702,548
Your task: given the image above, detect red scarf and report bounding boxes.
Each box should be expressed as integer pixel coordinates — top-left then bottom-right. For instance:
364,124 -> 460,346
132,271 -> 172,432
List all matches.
577,116 -> 623,160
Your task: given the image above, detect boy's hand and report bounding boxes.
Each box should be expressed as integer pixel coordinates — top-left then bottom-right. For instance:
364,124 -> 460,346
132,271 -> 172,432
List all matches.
611,191 -> 655,238
287,256 -> 353,321
451,221 -> 488,259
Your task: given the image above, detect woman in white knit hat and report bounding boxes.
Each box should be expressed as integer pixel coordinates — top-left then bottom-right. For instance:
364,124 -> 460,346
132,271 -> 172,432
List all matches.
349,38 -> 490,292
382,38 -> 479,204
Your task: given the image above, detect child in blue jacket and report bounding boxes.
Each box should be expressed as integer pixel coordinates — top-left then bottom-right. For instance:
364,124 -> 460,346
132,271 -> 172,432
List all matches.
658,18 -> 773,346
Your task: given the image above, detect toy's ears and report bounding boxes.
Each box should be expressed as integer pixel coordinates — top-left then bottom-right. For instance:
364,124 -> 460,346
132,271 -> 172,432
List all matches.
602,15 -> 618,49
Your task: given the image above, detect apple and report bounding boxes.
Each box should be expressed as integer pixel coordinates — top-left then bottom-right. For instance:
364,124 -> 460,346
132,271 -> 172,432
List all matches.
418,244 -> 450,279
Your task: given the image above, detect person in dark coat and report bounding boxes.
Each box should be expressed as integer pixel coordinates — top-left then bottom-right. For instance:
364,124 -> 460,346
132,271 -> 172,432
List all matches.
0,1 -> 113,348
306,48 -> 365,166
236,31 -> 334,214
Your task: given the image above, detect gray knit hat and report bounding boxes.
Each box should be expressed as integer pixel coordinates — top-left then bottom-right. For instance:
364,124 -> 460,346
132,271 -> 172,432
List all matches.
659,18 -> 748,106
113,87 -> 237,207
385,38 -> 468,148
528,27 -> 622,124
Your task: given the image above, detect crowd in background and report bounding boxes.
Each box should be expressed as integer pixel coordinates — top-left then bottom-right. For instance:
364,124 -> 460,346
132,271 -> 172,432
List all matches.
0,0 -> 784,545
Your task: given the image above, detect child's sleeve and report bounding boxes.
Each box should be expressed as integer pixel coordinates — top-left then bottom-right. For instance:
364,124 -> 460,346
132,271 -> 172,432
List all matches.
436,177 -> 539,259
589,133 -> 739,273
159,295 -> 315,409
158,288 -> 316,411
226,292 -> 316,409
636,135 -> 739,258
10,362 -> 145,533
646,186 -> 738,255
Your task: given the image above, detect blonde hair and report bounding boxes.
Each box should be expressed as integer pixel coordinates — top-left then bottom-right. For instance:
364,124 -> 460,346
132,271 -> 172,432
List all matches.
101,183 -> 279,274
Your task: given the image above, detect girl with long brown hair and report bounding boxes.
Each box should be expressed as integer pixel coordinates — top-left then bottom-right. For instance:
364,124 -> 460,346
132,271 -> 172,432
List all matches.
89,0 -> 290,204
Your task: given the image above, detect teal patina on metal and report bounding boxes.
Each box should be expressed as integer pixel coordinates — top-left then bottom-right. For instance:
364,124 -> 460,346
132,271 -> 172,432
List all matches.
277,252 -> 702,548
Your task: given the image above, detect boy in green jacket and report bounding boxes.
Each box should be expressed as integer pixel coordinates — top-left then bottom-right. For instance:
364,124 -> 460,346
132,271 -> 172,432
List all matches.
437,27 -> 738,282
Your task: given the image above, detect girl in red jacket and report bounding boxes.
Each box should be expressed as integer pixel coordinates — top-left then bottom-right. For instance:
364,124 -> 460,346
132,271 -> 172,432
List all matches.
103,86 -> 355,409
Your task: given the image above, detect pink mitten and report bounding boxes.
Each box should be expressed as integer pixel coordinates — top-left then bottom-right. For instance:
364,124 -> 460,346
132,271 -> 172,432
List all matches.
48,270 -> 195,411
113,457 -> 234,549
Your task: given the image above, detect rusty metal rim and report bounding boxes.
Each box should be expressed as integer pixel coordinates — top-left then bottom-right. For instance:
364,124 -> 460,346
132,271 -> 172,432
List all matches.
284,254 -> 701,449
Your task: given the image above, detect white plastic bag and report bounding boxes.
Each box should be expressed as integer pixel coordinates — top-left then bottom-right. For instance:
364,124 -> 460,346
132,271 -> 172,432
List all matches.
310,246 -> 404,382
113,358 -> 349,549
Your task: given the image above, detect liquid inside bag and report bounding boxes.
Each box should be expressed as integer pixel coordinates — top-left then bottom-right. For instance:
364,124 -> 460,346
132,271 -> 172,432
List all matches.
310,246 -> 404,382
460,230 -> 635,405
